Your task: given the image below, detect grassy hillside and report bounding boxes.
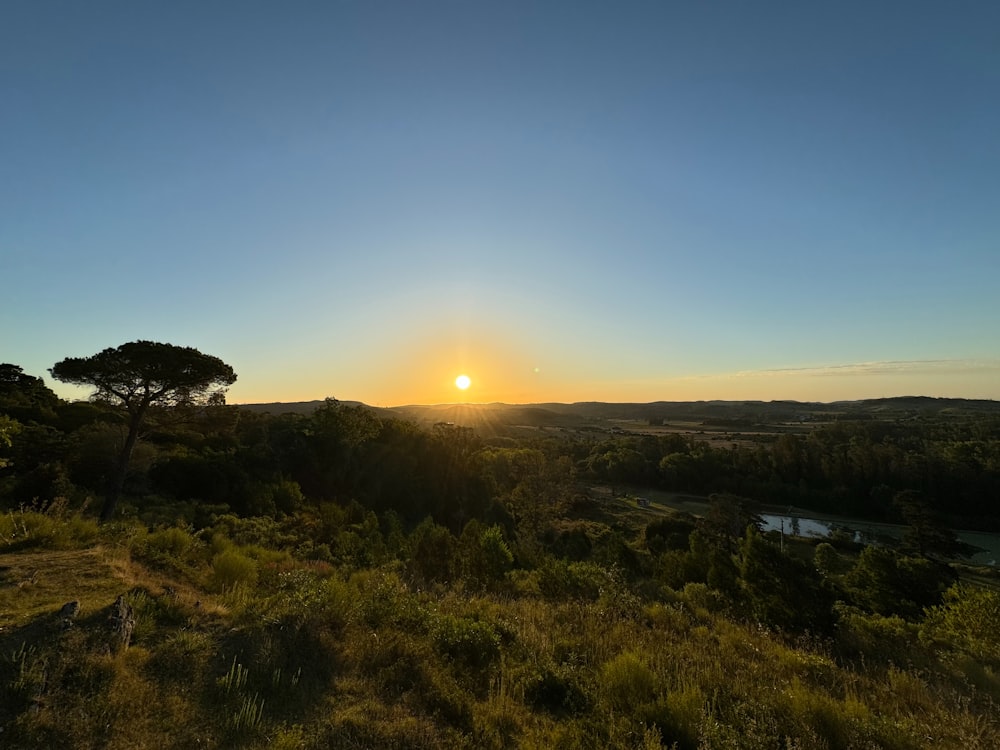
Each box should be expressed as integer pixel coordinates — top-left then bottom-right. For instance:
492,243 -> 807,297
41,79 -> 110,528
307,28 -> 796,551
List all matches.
2,506 -> 998,749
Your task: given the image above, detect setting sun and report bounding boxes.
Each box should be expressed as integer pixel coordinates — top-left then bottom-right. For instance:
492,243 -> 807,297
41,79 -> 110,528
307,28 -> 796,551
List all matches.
455,374 -> 471,390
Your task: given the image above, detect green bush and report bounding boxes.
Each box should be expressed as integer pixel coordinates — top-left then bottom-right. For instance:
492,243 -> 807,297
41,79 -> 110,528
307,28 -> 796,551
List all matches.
480,525 -> 514,581
0,510 -> 100,550
431,614 -> 501,671
601,651 -> 658,709
211,549 -> 259,591
834,606 -> 924,665
537,558 -> 613,600
146,526 -> 194,557
5,511 -> 56,547
921,584 -> 1000,663
814,542 -> 840,575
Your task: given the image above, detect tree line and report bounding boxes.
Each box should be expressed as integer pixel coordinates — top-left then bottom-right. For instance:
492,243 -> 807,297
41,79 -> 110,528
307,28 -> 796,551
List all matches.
2,340 -> 999,540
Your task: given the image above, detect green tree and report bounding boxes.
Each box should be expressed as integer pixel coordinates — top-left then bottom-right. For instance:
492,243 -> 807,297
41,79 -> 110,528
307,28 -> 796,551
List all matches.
409,517 -> 458,585
701,493 -> 761,553
844,545 -> 952,619
892,489 -> 965,558
50,341 -> 236,521
460,521 -> 514,588
738,529 -> 836,633
475,446 -> 570,548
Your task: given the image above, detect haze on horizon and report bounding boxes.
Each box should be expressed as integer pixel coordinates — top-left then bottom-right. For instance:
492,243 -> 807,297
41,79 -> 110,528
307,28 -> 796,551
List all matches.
4,2 -> 998,407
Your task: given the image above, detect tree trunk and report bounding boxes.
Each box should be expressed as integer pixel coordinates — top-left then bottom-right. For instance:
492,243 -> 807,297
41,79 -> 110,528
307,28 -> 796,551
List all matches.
100,406 -> 146,522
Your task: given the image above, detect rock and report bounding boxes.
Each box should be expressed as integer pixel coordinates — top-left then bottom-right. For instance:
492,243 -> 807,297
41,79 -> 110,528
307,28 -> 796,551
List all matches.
109,595 -> 135,652
58,601 -> 80,624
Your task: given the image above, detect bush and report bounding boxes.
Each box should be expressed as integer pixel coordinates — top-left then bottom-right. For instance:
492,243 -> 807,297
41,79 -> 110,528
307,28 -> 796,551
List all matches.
63,515 -> 99,545
601,651 -> 658,709
146,526 -> 194,557
921,584 -> 1000,663
480,525 -> 514,582
4,511 -> 56,547
350,566 -> 427,630
409,519 -> 457,585
431,614 -> 501,671
0,510 -> 99,550
211,549 -> 259,591
537,558 -> 613,600
834,606 -> 924,665
681,582 -> 728,615
523,664 -> 589,715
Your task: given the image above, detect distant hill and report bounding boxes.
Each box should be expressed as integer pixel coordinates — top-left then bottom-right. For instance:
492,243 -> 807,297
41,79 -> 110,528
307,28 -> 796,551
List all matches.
235,396 -> 1000,433
238,400 -> 401,418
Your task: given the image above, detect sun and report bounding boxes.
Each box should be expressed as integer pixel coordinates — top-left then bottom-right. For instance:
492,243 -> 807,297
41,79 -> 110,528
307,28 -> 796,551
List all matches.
455,374 -> 471,391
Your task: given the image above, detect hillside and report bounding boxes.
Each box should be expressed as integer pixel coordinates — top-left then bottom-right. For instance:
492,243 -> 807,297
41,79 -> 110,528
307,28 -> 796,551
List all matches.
2,505 -> 999,749
235,397 -> 1000,441
4,389 -> 1000,747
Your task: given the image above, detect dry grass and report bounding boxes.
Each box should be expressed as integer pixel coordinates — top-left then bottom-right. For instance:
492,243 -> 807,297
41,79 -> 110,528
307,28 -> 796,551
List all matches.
0,548 -> 122,629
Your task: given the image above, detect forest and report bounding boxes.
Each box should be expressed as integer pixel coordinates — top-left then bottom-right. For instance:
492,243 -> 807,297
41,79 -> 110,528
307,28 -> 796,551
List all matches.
1,347 -> 999,748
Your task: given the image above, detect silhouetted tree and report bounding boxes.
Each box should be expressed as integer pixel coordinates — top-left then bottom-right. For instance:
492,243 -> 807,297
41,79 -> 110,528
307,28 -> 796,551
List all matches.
701,493 -> 761,553
50,341 -> 236,521
893,489 -> 965,558
0,364 -> 60,423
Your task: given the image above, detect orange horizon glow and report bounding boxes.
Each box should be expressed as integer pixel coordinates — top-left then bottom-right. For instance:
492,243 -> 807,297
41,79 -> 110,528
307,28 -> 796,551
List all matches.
223,360 -> 1000,407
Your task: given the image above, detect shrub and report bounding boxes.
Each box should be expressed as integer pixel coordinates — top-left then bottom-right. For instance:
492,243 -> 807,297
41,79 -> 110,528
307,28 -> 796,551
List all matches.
739,530 -> 836,632
814,542 -> 840,575
921,584 -> 1000,663
480,525 -> 514,582
681,582 -> 728,615
211,549 -> 259,591
834,606 -> 924,665
431,614 -> 501,672
409,519 -> 458,585
146,526 -> 194,557
537,559 -> 613,600
601,651 -> 658,709
350,567 -> 425,629
274,568 -> 352,629
4,511 -> 56,547
845,547 -> 952,620
523,664 -> 589,715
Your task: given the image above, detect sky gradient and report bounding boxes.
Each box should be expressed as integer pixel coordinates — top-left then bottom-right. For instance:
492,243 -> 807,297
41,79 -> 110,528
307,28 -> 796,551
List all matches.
3,1 -> 998,406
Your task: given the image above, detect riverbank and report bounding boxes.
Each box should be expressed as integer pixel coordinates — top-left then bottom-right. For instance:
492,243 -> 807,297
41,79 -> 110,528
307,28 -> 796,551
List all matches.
602,486 -> 1000,568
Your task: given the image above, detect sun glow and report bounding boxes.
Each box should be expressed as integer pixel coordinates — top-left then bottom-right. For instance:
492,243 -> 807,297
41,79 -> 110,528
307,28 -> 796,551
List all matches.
455,374 -> 471,390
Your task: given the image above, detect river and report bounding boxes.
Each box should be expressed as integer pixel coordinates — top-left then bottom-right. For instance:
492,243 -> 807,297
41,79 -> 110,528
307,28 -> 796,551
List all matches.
759,513 -> 1000,567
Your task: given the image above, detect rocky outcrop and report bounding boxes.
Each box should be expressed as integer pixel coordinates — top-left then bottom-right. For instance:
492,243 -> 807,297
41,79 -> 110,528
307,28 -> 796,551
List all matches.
108,595 -> 135,652
58,600 -> 80,629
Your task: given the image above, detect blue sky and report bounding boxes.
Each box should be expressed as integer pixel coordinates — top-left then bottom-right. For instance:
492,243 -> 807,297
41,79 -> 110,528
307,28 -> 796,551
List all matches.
3,1 -> 998,405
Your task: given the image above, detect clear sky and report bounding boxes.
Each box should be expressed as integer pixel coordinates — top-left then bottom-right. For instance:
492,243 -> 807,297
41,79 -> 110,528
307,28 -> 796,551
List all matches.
3,1 -> 998,406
